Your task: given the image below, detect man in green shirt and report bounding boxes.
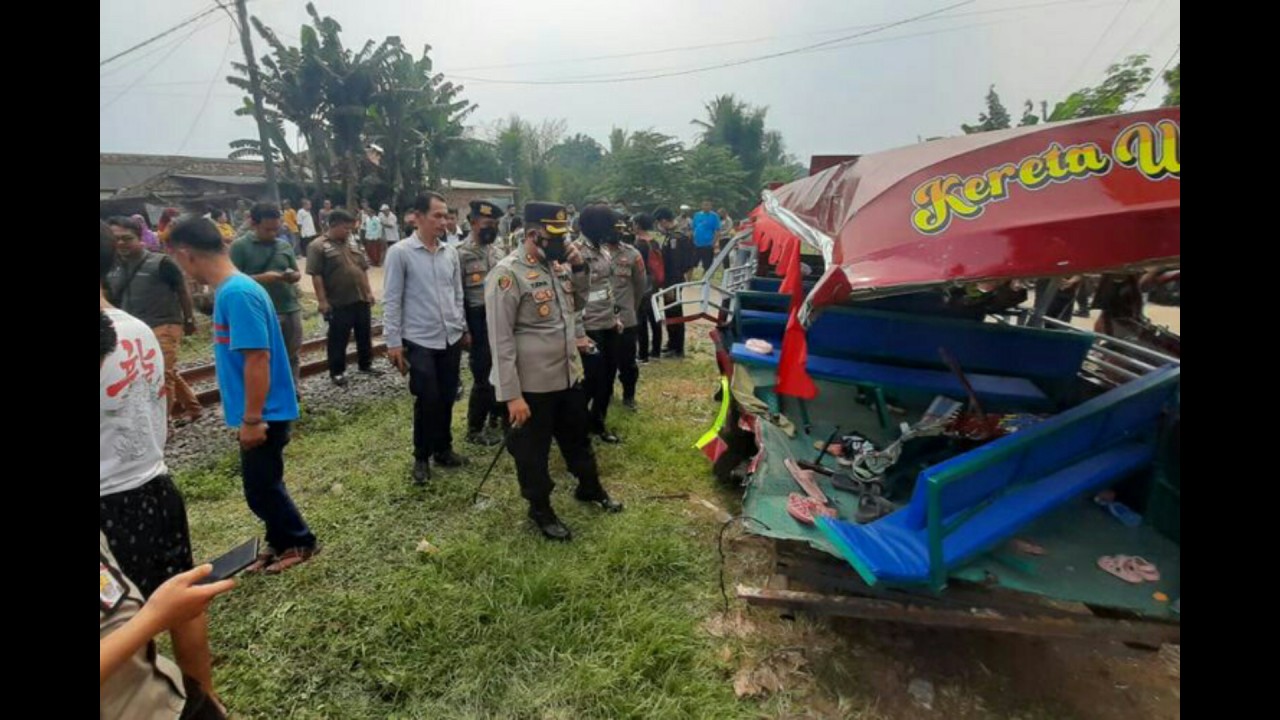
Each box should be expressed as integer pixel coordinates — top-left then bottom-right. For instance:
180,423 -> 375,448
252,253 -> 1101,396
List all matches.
229,204 -> 304,390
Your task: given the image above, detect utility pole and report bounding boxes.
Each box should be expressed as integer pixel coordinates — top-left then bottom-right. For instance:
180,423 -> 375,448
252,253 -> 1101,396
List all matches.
234,0 -> 280,205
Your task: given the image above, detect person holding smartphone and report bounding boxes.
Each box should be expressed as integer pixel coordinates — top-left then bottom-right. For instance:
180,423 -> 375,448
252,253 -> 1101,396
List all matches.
229,204 -> 305,391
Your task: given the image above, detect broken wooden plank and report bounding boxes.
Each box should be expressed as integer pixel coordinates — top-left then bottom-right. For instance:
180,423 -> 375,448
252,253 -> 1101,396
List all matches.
737,585 -> 1180,645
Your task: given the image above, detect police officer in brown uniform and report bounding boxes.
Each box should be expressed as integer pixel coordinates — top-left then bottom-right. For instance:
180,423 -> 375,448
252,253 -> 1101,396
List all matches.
606,210 -> 647,409
572,204 -> 627,443
456,200 -> 507,446
485,202 -> 624,541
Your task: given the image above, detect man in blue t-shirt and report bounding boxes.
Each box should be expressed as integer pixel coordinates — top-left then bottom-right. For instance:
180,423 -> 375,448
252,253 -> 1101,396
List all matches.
169,215 -> 319,575
691,199 -> 721,273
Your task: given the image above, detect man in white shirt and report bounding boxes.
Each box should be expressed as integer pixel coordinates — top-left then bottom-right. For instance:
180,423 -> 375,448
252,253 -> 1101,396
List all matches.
298,199 -> 318,255
99,222 -> 200,610
379,204 -> 401,248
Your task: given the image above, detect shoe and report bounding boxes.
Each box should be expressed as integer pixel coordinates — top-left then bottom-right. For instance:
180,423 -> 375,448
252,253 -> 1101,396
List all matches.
529,506 -> 572,541
357,367 -> 384,376
412,460 -> 430,485
638,357 -> 650,365
596,430 -> 621,444
332,374 -> 348,387
467,430 -> 502,447
622,397 -> 637,411
263,545 -> 321,574
433,450 -> 467,468
662,349 -> 685,359
575,489 -> 625,513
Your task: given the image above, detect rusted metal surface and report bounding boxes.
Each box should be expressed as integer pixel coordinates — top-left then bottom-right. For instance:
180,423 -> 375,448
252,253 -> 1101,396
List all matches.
192,338 -> 389,407
181,323 -> 384,385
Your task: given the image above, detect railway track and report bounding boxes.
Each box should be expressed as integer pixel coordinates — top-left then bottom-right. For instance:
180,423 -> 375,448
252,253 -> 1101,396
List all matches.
181,324 -> 389,407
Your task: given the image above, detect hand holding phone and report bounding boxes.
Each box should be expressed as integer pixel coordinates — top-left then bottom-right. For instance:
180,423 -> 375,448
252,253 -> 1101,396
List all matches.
196,538 -> 260,585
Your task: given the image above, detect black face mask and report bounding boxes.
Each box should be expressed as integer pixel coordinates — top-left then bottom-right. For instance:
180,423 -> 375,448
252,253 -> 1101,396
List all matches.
478,227 -> 498,245
540,236 -> 568,263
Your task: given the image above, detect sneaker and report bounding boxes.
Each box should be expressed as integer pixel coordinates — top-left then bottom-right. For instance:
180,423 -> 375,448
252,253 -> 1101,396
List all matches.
412,460 -> 430,485
638,357 -> 651,365
332,374 -> 348,387
263,545 -> 321,574
596,430 -> 621,444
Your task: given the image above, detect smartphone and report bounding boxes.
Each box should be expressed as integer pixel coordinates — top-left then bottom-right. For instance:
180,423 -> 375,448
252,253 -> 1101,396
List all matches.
196,538 -> 260,584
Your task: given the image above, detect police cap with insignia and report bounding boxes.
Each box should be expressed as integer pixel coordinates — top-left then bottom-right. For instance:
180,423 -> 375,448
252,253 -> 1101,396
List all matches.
469,199 -> 501,220
523,201 -> 570,236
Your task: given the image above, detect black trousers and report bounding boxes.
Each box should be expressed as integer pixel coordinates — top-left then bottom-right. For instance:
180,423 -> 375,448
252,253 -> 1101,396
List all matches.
694,245 -> 715,272
405,339 -> 462,460
618,326 -> 639,401
327,301 -> 373,377
637,291 -> 662,360
583,328 -> 621,433
240,421 -> 316,553
465,306 -> 503,432
662,284 -> 685,354
504,386 -> 603,507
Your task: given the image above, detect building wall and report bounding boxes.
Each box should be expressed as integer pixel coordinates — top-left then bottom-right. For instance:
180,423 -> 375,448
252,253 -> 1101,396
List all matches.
442,188 -> 517,213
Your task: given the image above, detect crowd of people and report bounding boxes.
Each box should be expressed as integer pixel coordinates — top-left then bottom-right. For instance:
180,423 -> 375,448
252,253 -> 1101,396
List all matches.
100,191 -> 736,717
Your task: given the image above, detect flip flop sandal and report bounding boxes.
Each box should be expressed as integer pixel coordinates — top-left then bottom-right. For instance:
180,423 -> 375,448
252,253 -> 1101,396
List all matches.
1125,556 -> 1160,582
855,494 -> 897,524
264,545 -> 321,575
243,547 -> 278,575
1107,501 -> 1143,528
1097,555 -> 1143,583
1011,539 -> 1047,556
786,493 -> 836,525
784,458 -> 829,504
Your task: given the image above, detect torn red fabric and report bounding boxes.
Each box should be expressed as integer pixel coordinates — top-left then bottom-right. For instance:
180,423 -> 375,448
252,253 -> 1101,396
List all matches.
700,436 -> 728,463
744,206 -> 817,399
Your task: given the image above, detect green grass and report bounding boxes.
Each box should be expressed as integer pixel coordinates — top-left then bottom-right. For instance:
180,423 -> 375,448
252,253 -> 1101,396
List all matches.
177,336 -> 768,719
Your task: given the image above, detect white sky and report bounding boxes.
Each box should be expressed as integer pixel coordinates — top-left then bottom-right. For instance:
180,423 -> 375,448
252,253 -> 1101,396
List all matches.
99,0 -> 1180,163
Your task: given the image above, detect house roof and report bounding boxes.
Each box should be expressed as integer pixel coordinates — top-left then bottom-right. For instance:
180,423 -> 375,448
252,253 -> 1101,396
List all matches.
443,179 -> 518,192
100,153 -> 271,195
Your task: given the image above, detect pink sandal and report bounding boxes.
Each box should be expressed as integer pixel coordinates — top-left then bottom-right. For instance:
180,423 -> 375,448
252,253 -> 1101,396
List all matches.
1098,555 -> 1144,583
787,493 -> 836,525
1127,556 -> 1160,582
784,458 -> 829,504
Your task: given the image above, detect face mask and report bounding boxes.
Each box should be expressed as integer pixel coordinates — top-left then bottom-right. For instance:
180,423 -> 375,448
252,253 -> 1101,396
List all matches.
478,227 -> 498,244
540,235 -> 568,263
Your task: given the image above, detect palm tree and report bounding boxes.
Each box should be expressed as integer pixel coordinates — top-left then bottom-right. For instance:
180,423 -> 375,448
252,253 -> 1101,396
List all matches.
303,2 -> 399,209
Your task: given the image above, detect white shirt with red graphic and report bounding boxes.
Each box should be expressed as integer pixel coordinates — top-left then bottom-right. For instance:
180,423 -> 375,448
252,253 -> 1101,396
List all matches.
100,308 -> 168,496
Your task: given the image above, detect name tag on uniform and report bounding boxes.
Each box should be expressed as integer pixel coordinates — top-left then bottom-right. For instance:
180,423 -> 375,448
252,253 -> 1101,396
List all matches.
588,289 -> 610,303
101,562 -> 126,612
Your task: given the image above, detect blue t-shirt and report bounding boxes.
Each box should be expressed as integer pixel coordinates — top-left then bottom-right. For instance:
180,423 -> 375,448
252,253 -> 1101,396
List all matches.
213,274 -> 299,428
692,211 -> 721,247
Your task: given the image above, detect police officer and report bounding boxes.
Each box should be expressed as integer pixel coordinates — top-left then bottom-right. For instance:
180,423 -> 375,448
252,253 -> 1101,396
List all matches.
456,200 -> 507,446
485,202 -> 624,541
654,206 -> 692,358
607,210 -> 647,409
572,204 -> 627,443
